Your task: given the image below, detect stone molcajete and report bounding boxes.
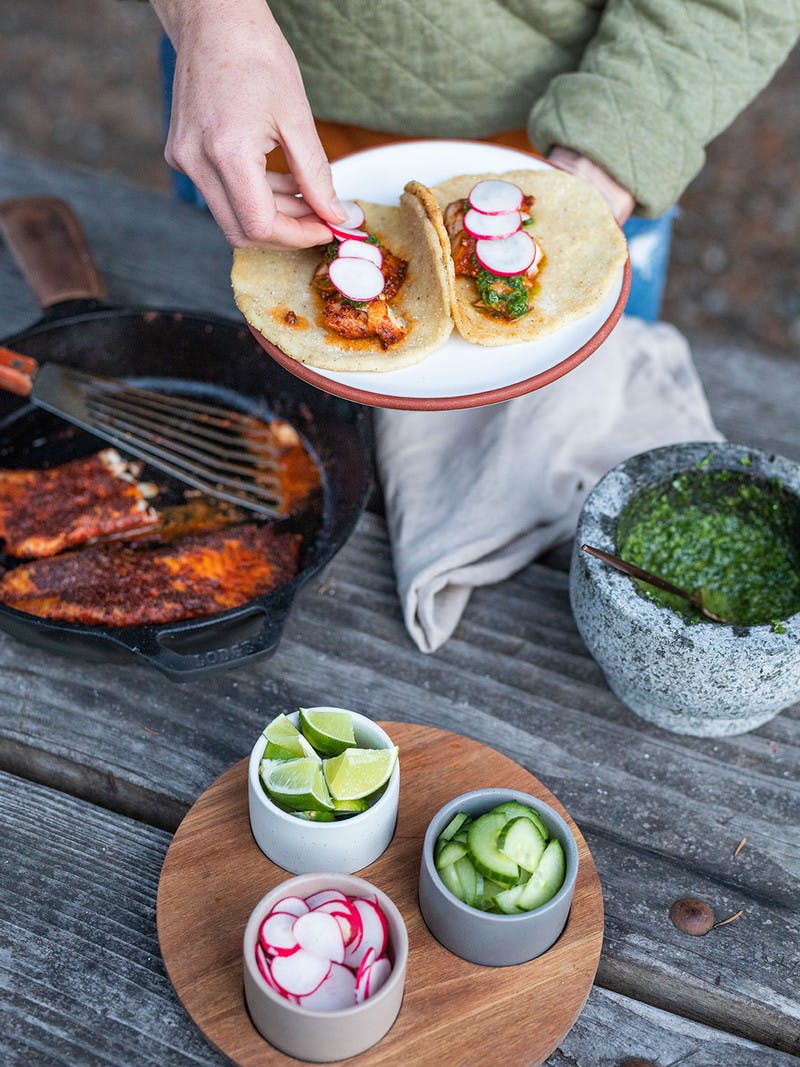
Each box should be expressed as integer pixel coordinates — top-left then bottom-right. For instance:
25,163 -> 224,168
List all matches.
570,442 -> 800,737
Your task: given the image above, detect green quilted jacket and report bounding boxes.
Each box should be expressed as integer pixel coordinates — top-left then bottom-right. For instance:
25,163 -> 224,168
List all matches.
268,0 -> 800,216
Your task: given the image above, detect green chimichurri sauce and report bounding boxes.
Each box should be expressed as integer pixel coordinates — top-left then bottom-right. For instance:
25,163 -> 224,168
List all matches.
617,468 -> 800,627
475,266 -> 530,319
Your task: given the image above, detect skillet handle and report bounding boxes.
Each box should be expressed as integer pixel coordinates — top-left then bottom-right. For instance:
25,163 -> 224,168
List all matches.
0,196 -> 108,308
110,590 -> 295,681
0,346 -> 38,397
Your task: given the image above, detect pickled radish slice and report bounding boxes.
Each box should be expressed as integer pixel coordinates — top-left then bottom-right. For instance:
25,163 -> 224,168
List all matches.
475,231 -> 536,276
337,238 -> 382,267
468,179 -> 523,215
328,257 -> 384,301
463,208 -> 522,240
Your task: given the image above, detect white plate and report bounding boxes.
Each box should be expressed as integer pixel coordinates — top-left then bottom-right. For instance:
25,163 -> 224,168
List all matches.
265,140 -> 629,410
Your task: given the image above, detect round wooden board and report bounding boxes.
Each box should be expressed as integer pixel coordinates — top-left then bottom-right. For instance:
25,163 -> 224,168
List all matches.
157,722 -> 604,1066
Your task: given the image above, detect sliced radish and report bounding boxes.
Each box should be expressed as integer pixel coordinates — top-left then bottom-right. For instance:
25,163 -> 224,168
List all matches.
337,238 -> 382,267
338,201 -> 366,230
328,257 -> 384,302
344,898 -> 387,969
270,895 -> 309,917
475,230 -> 536,276
271,949 -> 332,997
298,962 -> 357,1011
468,179 -> 523,215
463,208 -> 521,240
293,910 -> 345,964
359,955 -> 392,1003
355,946 -> 376,984
313,901 -> 361,946
259,911 -> 300,957
255,943 -> 273,984
328,224 -> 370,242
305,890 -> 348,910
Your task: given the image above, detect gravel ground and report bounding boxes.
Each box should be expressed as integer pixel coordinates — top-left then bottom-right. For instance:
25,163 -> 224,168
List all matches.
1,1 -> 798,355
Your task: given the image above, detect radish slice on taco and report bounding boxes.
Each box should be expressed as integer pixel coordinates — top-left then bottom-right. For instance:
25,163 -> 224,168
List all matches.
406,169 -> 628,348
231,191 -> 452,373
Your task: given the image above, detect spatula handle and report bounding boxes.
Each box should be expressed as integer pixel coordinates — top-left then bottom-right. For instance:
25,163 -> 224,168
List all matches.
0,346 -> 38,397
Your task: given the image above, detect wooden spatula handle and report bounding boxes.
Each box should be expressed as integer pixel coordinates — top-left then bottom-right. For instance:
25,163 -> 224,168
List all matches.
0,346 -> 38,397
0,196 -> 108,308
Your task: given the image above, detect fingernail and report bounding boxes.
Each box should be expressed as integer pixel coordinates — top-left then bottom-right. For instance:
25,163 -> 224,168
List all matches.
330,197 -> 347,221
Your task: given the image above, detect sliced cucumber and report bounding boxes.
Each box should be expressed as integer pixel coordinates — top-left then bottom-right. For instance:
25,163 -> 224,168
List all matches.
493,884 -> 526,914
454,855 -> 479,907
492,801 -> 549,842
481,878 -> 507,910
498,816 -> 547,873
437,855 -> 464,899
439,811 -> 471,841
435,839 -> 468,868
466,811 -> 520,887
517,839 -> 566,910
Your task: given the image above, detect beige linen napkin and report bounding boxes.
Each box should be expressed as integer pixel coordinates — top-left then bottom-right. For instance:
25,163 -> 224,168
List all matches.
374,316 -> 723,653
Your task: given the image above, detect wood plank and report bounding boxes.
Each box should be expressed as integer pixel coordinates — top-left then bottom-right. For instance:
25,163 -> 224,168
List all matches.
0,148 -> 798,1052
0,511 -> 797,1052
2,770 -> 795,1067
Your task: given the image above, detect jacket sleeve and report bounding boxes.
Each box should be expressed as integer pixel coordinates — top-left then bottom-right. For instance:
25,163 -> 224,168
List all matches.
528,0 -> 800,217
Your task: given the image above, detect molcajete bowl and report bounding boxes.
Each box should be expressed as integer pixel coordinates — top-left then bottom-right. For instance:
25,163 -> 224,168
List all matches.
570,442 -> 800,737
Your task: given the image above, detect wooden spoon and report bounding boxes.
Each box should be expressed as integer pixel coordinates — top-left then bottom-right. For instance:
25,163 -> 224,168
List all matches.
581,544 -> 733,624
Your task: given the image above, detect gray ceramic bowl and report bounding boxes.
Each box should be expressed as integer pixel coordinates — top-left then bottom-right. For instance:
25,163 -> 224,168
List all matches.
243,872 -> 408,1062
570,442 -> 800,737
249,709 -> 399,873
418,787 -> 578,967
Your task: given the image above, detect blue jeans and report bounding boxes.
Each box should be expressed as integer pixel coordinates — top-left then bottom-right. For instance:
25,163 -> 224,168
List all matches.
160,35 -> 674,321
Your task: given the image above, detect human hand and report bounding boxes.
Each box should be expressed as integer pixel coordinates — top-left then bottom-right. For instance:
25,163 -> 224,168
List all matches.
151,0 -> 345,248
546,146 -> 634,224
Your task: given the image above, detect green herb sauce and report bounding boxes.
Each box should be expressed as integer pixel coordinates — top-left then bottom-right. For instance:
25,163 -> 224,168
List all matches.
617,470 -> 800,627
475,266 -> 530,319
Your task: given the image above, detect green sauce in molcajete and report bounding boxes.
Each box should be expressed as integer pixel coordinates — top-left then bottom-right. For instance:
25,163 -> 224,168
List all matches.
617,468 -> 800,627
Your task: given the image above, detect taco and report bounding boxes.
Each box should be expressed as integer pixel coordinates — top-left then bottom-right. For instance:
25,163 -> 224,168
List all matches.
406,168 -> 628,347
231,191 -> 453,373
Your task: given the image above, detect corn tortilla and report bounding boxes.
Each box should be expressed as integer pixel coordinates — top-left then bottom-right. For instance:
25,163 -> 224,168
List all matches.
231,192 -> 452,373
407,169 -> 628,347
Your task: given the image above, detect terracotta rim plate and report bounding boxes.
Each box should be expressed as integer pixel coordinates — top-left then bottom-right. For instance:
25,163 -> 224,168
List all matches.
157,721 -> 604,1067
252,139 -> 631,410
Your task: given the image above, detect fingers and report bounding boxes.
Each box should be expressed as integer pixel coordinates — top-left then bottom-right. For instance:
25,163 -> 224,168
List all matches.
279,112 -> 346,226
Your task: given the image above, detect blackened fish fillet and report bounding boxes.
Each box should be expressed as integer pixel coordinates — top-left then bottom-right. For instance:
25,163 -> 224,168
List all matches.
0,449 -> 158,558
0,523 -> 300,626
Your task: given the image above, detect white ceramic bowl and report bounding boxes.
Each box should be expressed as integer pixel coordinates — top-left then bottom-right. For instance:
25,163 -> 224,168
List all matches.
418,788 -> 579,966
248,709 -> 400,873
243,872 -> 408,1062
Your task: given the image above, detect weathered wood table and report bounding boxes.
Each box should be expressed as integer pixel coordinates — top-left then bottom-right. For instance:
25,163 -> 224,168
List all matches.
0,149 -> 797,1067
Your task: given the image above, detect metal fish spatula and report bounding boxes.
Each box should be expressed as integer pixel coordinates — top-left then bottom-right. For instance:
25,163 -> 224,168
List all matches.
0,345 -> 285,517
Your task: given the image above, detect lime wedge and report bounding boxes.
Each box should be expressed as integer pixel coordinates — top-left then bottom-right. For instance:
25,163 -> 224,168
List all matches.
298,734 -> 322,763
262,757 -> 335,812
263,713 -> 305,757
323,745 -> 398,801
263,741 -> 300,761
332,797 -> 370,815
298,707 -> 356,756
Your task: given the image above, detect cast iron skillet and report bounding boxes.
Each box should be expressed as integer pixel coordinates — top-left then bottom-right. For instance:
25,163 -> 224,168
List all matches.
0,197 -> 373,680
